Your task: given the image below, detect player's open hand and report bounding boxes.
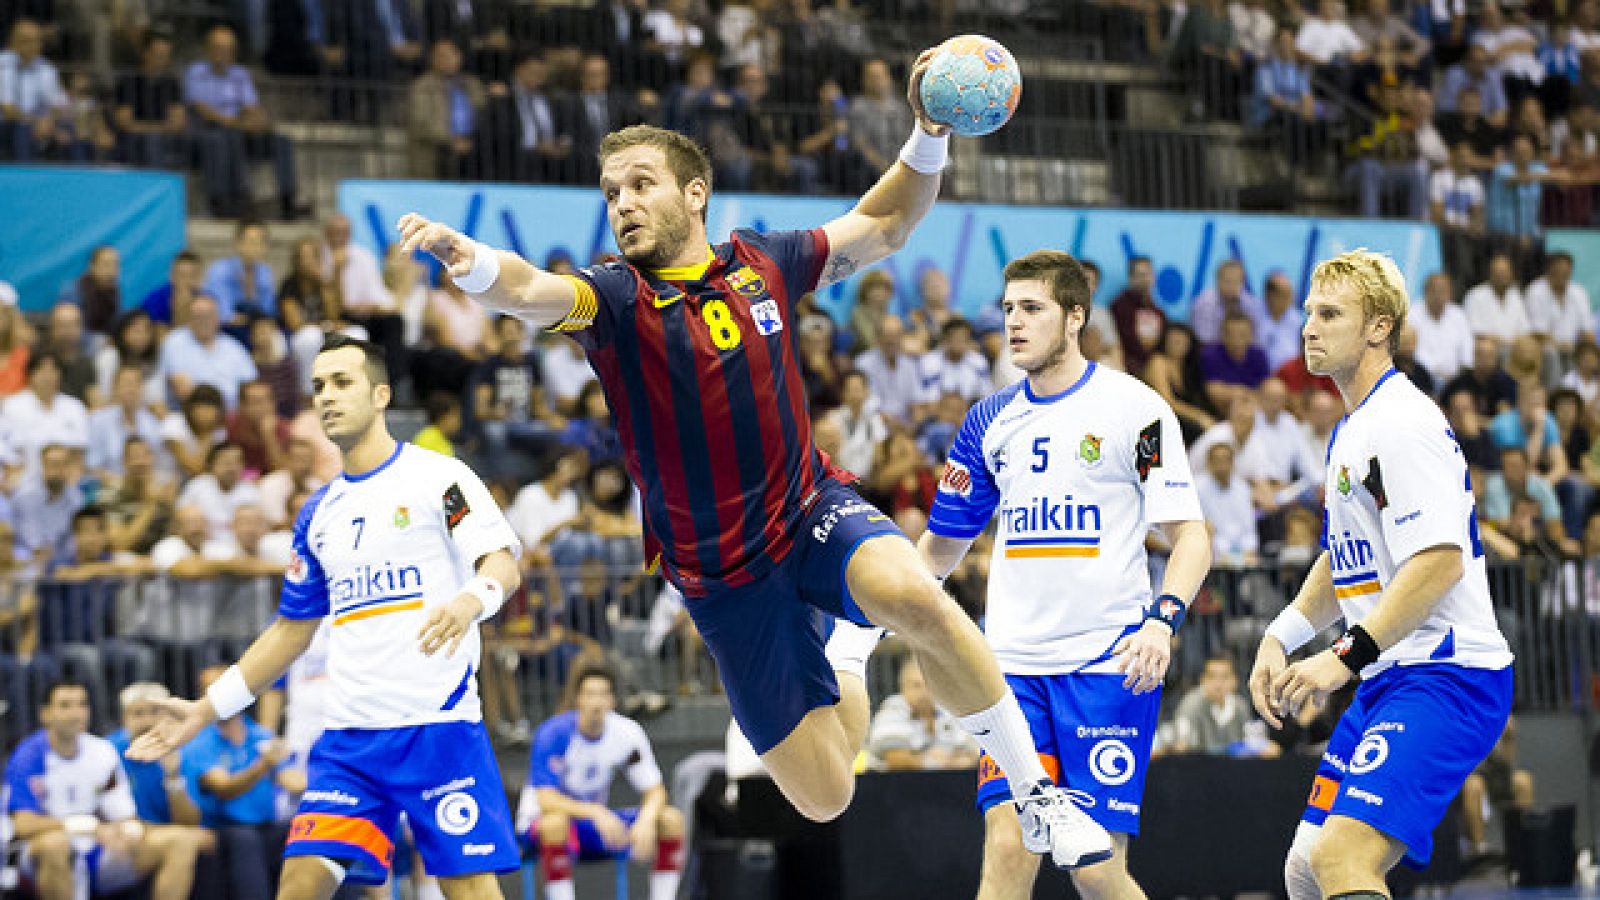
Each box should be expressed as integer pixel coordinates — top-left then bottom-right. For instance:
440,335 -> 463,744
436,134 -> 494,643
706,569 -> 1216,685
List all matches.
126,697 -> 211,762
396,214 -> 475,281
1248,636 -> 1289,729
1113,620 -> 1172,694
906,48 -> 952,138
1270,649 -> 1351,722
417,593 -> 481,657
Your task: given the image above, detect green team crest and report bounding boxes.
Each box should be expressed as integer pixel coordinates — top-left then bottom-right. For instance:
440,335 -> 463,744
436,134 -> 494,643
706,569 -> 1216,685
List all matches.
394,506 -> 411,529
1336,465 -> 1352,497
1078,434 -> 1103,467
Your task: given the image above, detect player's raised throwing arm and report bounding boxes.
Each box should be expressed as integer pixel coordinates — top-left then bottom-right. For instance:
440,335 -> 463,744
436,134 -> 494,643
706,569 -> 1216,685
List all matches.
126,616 -> 321,760
396,214 -> 581,330
818,49 -> 953,288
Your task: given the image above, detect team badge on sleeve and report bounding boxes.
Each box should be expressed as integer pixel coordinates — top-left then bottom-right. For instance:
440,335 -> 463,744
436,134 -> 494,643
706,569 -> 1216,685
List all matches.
1362,457 -> 1388,510
939,460 -> 973,497
286,550 -> 308,584
443,483 -> 470,532
1134,420 -> 1162,482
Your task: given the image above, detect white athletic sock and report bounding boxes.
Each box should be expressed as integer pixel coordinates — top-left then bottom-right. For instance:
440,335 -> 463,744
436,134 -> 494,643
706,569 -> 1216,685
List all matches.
416,877 -> 445,900
650,870 -> 681,900
956,691 -> 1050,799
543,879 -> 575,900
824,618 -> 885,681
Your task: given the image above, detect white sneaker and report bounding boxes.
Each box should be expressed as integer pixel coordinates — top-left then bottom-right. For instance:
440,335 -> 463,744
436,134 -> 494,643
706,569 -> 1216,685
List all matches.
1015,781 -> 1114,870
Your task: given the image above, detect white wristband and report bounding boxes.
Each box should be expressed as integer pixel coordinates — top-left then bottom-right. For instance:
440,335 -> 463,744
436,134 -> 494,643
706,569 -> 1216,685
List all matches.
898,127 -> 950,174
1266,607 -> 1318,654
205,664 -> 255,721
452,241 -> 501,294
464,575 -> 506,622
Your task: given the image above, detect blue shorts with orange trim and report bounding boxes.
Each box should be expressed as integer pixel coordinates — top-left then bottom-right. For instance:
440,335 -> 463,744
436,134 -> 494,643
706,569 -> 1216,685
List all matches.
975,673 -> 1161,835
684,478 -> 903,755
284,721 -> 519,885
1300,663 -> 1512,868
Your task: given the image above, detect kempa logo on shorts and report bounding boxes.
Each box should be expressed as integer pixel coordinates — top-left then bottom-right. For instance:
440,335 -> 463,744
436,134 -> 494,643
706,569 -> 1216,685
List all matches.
1106,798 -> 1140,815
1348,733 -> 1390,775
462,843 -> 496,856
1345,786 -> 1385,806
811,501 -> 877,543
1088,739 -> 1136,786
435,792 -> 479,836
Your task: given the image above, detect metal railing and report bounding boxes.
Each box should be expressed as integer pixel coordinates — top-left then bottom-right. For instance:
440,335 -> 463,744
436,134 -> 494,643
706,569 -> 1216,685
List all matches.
3,556 -> 1595,755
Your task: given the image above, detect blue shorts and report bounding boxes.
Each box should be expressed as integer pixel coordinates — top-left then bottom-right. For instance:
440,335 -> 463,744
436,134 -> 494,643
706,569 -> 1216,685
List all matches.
684,479 -> 903,755
1301,664 -> 1513,868
20,840 -> 140,894
284,721 -> 519,885
570,807 -> 638,862
975,672 -> 1161,835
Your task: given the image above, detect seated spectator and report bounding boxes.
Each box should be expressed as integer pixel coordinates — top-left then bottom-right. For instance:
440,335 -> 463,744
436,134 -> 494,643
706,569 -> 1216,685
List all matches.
1112,256 -> 1167,378
184,25 -> 302,219
865,428 -> 936,516
1441,42 -> 1511,125
519,663 -> 685,900
96,311 -> 164,411
1438,86 -> 1507,173
105,436 -> 178,555
1525,251 -> 1594,354
1254,28 -> 1323,162
4,680 -> 211,900
1475,1 -> 1544,111
1411,273 -> 1476,386
177,442 -> 263,539
140,250 -> 207,328
0,19 -> 69,161
1,352 -> 90,481
162,383 -> 227,479
847,58 -> 912,180
1444,384 -> 1501,470
412,278 -> 491,400
1295,0 -> 1368,72
828,369 -> 887,478
1460,718 -> 1536,856
43,301 -> 102,405
113,31 -> 188,168
1298,389 -> 1343,485
466,313 -> 555,469
1351,0 -> 1429,69
255,436 -> 323,528
848,269 -> 895,353
856,313 -> 929,426
866,655 -> 980,770
509,448 -> 586,553
107,682 -> 206,827
562,53 -> 649,186
203,220 -> 276,328
12,443 -> 84,571
1490,379 -> 1569,480
1231,0 -> 1277,61
1347,80 -> 1430,219
908,268 -> 957,353
561,380 -> 623,465
1191,260 -> 1264,346
1146,322 -> 1218,442
407,39 -> 485,179
919,318 -> 991,403
0,295 -> 31,396
482,51 -> 573,183
1463,254 -> 1532,344
247,315 -> 301,420
278,237 -> 341,386
1196,442 -> 1258,564
1484,447 -> 1578,553
916,391 -> 968,464
1251,271 -> 1305,372
413,390 -> 463,457
1487,134 -> 1553,268
181,664 -> 299,900
1171,656 -> 1275,756
1432,141 -> 1488,277
59,244 -> 123,337
89,365 -> 168,483
1394,324 -> 1437,396
1200,313 -> 1271,409
157,294 -> 258,409
1563,340 -> 1600,409
1169,0 -> 1245,120
225,380 -> 290,478
1552,387 -> 1593,535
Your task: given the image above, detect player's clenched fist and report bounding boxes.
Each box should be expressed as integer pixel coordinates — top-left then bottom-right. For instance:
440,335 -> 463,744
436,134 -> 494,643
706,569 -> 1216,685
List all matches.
396,213 -> 475,280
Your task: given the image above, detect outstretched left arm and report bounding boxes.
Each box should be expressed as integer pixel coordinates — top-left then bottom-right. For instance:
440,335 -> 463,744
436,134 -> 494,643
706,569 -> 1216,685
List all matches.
818,48 -> 950,288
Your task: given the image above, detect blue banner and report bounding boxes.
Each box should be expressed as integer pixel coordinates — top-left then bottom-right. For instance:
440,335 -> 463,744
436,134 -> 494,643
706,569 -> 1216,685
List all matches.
0,167 -> 187,313
339,180 -> 1442,324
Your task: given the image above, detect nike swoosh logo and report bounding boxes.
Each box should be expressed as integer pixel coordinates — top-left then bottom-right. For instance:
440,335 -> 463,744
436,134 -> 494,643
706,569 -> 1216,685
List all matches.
973,728 -> 992,736
653,294 -> 679,308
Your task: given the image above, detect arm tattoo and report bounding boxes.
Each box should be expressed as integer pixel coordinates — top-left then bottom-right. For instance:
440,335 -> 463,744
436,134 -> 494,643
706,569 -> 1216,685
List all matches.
826,253 -> 858,283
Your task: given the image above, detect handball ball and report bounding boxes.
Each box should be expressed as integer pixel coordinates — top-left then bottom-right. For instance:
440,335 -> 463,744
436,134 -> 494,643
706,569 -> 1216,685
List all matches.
918,35 -> 1022,137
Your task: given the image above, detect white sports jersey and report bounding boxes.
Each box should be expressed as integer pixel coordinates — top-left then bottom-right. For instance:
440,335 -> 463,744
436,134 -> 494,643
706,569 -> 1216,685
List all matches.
4,731 -> 136,822
526,711 -> 662,805
278,442 -> 520,730
1322,369 -> 1512,677
928,363 -> 1204,675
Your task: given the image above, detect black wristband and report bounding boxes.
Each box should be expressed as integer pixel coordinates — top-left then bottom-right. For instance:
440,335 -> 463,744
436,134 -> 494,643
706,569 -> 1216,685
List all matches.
1332,623 -> 1380,673
1144,593 -> 1187,632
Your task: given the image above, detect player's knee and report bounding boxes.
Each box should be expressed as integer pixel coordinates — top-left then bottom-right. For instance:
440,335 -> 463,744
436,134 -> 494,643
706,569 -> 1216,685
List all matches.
984,819 -> 1030,864
790,777 -> 854,823
1512,770 -> 1535,807
1307,832 -> 1348,884
1070,855 -> 1130,900
29,830 -> 72,866
657,805 -> 685,837
535,812 -> 571,846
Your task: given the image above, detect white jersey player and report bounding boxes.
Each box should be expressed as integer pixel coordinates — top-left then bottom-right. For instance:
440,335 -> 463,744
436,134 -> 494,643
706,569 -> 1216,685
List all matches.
1249,251 -> 1513,900
131,335 -> 525,900
918,250 -> 1213,900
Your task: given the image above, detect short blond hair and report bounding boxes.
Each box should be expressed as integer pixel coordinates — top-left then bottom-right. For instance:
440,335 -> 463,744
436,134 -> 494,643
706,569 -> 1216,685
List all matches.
1309,249 -> 1409,355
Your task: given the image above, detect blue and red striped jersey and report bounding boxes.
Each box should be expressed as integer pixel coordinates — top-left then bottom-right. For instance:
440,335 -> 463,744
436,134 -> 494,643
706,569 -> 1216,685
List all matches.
555,227 -> 851,596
